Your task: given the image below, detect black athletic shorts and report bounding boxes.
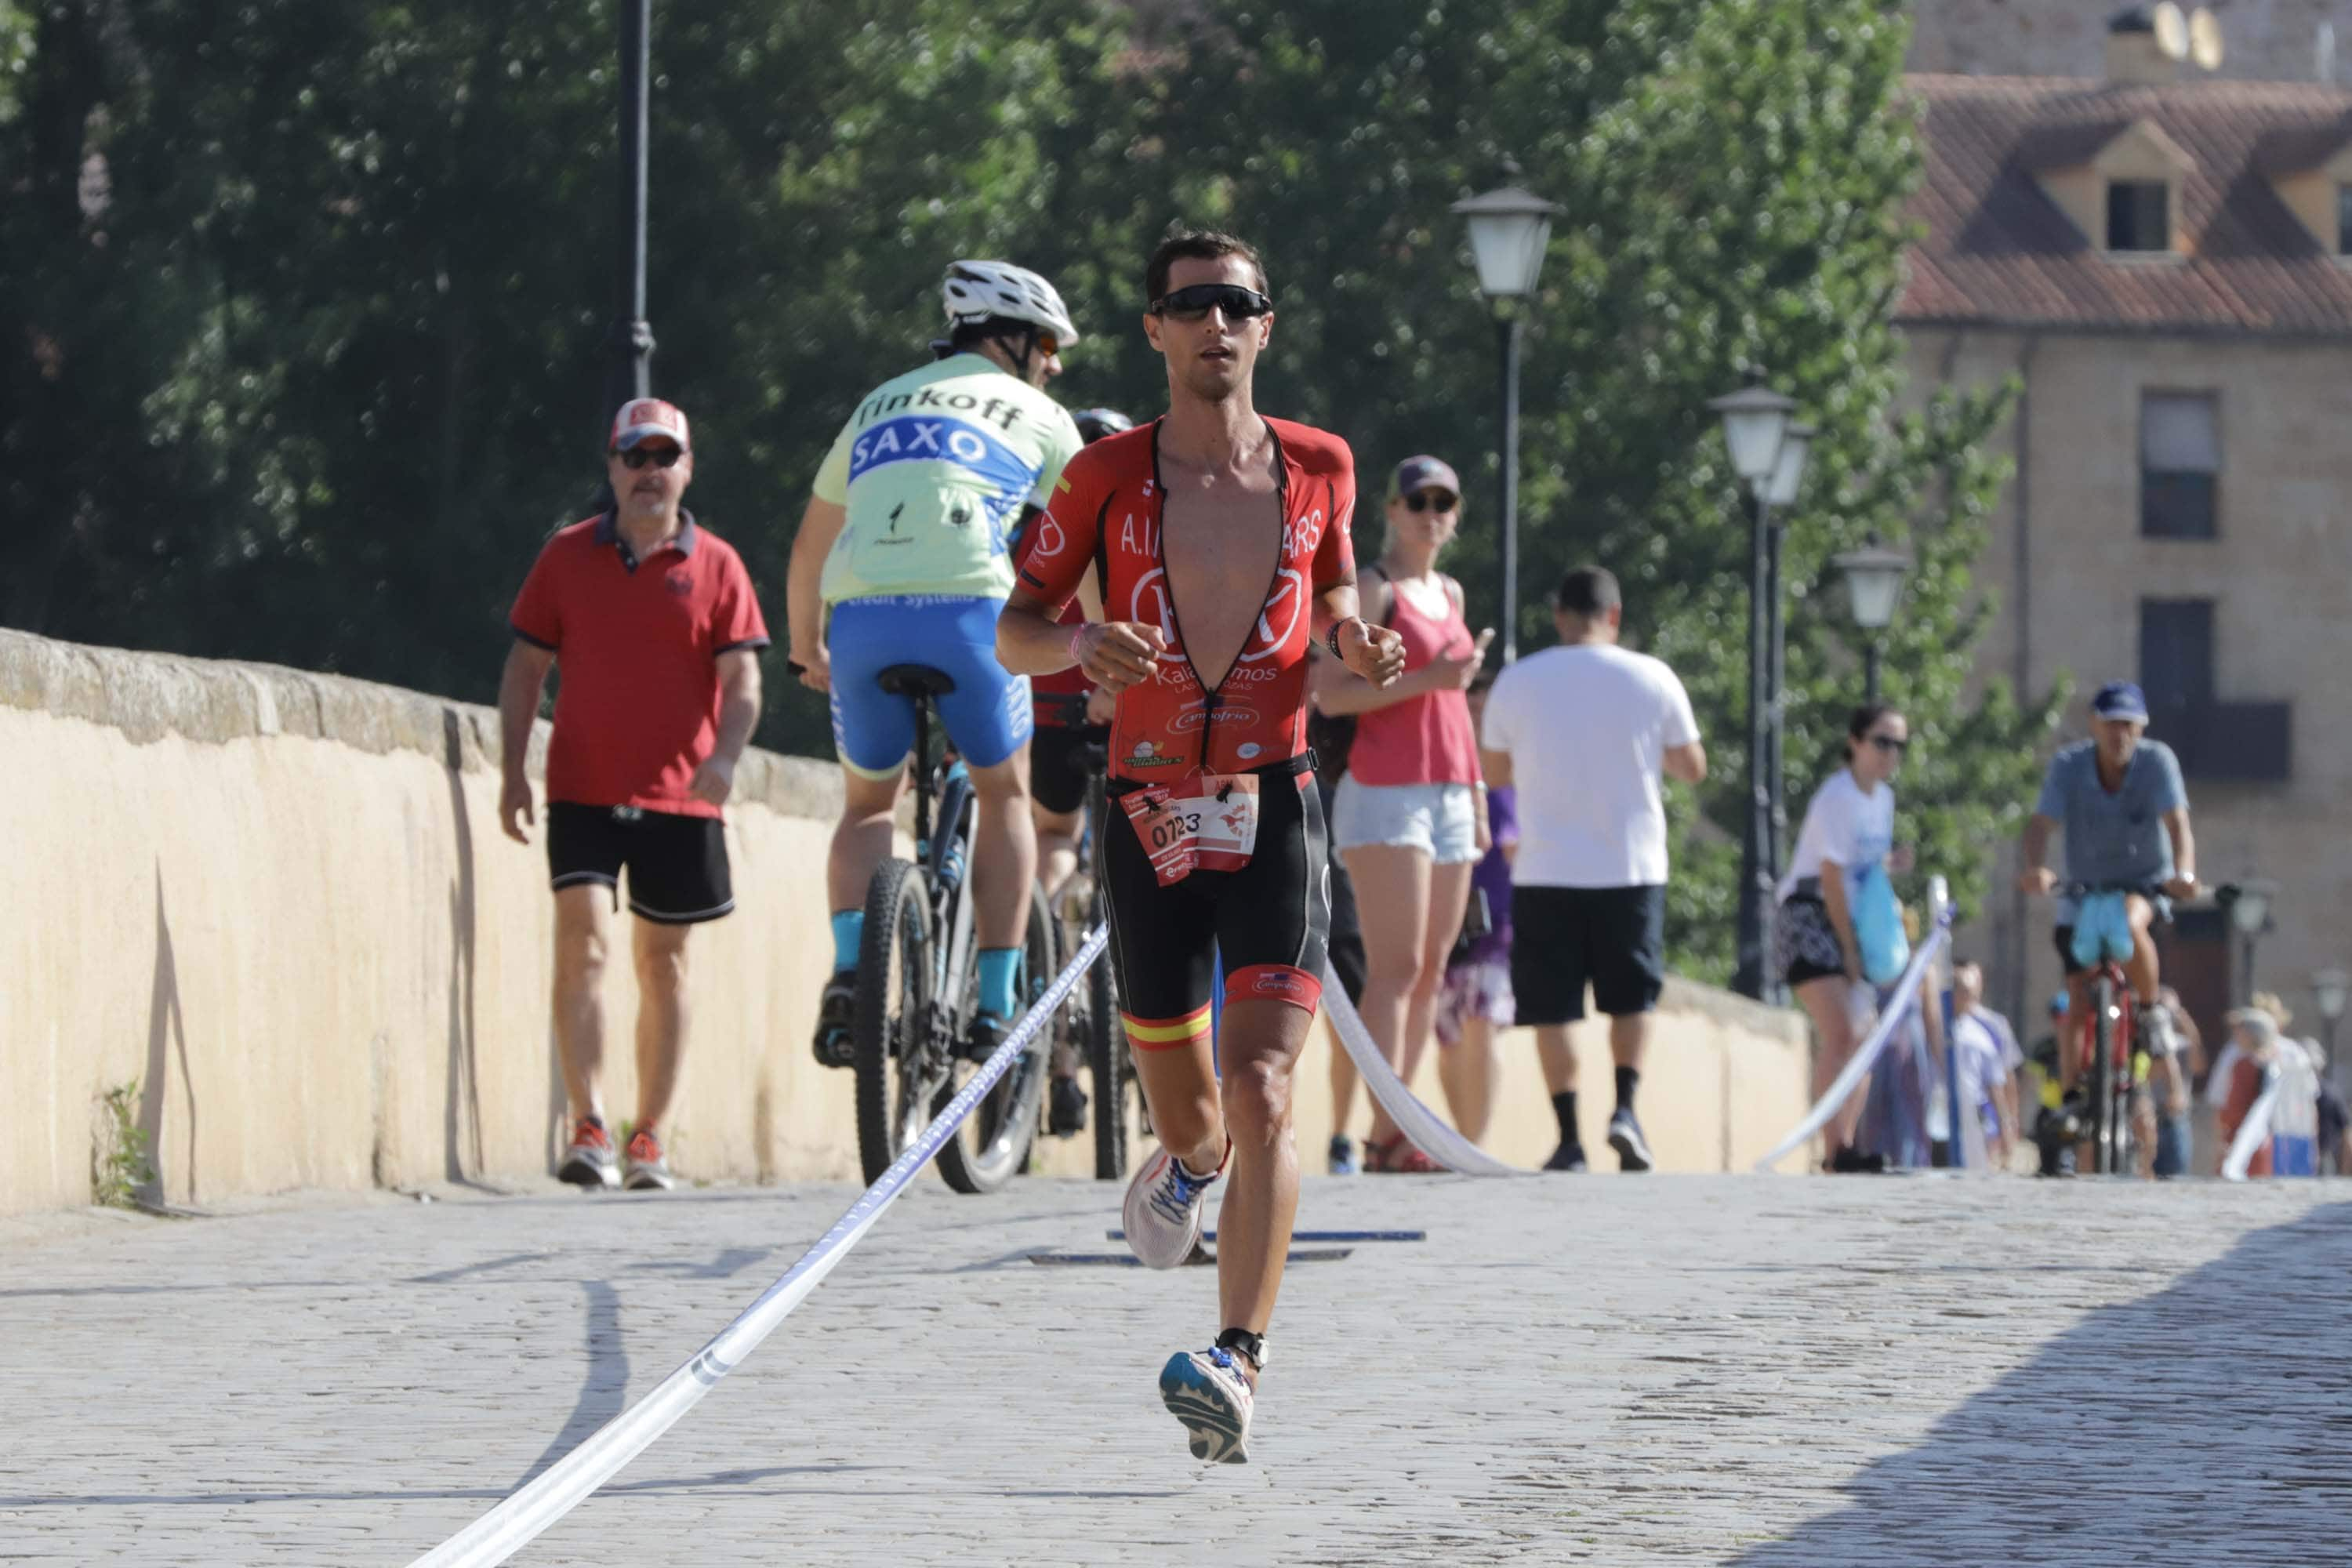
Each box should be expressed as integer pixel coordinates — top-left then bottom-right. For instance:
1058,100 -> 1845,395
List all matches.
1511,884 -> 1667,1024
1029,721 -> 1101,818
1102,757 -> 1331,1053
546,801 -> 734,924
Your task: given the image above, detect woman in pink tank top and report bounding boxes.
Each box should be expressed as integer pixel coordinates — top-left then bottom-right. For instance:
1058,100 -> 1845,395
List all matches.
1309,456 -> 1494,1174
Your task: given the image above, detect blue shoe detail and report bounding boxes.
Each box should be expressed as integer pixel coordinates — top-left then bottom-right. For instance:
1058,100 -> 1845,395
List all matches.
1160,1348 -> 1252,1464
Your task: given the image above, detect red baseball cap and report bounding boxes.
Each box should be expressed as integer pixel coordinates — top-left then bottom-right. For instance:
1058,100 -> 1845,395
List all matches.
608,397 -> 691,452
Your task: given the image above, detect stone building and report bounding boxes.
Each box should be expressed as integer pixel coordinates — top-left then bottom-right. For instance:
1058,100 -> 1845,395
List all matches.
1912,0 -> 2352,85
1898,11 -> 2352,1047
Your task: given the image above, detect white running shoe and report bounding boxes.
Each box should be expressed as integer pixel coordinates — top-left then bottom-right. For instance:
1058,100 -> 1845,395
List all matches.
1122,1146 -> 1220,1270
1160,1345 -> 1255,1463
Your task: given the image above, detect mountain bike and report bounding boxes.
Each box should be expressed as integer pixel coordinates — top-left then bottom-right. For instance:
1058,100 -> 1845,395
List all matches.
1036,692 -> 1145,1180
2053,882 -> 2158,1178
840,662 -> 1054,1192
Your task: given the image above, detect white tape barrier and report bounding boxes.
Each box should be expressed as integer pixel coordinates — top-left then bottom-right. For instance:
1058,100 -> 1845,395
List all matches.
1751,920 -> 1951,1174
1321,963 -> 1526,1178
2221,1064 -> 2281,1182
408,924 -> 1110,1568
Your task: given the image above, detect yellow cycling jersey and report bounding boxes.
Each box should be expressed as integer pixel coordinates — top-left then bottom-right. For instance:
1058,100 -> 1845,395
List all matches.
813,354 -> 1083,604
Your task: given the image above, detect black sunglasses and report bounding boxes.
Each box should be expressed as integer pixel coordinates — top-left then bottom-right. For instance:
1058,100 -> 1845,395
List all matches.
1403,489 -> 1459,513
1150,283 -> 1274,321
617,445 -> 684,470
1866,733 -> 1909,754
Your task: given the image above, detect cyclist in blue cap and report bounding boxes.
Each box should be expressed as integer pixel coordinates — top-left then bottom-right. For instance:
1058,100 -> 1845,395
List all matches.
2016,681 -> 2199,1156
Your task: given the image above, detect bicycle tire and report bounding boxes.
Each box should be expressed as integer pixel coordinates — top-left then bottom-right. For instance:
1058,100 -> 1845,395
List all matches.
1087,883 -> 1128,1180
2089,971 -> 2116,1175
853,858 -> 938,1186
938,883 -> 1055,1193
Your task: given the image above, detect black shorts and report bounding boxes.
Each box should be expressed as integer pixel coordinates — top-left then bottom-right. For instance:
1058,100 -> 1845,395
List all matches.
1101,759 -> 1331,1052
546,802 -> 734,924
1029,721 -> 1100,817
1511,884 -> 1666,1024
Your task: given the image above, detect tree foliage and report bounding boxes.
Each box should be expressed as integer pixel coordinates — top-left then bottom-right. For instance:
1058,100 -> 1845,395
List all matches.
2,0 -> 2055,978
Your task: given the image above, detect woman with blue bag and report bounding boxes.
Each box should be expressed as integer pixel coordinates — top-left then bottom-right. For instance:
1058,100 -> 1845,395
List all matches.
1775,702 -> 1914,1172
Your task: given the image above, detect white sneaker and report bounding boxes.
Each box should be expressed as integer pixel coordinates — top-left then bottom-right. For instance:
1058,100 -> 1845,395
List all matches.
1160,1345 -> 1255,1463
1122,1145 -> 1220,1270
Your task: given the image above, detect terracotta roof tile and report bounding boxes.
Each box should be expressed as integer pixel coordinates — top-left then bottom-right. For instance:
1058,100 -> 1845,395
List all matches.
1900,74 -> 2352,336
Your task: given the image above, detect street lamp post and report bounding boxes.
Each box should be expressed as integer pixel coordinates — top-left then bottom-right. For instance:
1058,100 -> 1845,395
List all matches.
1833,534 -> 1913,705
605,0 -> 655,424
2313,967 -> 2350,1099
1454,184 -> 1563,665
1708,380 -> 1805,1001
2221,878 -> 2278,1004
1759,423 -> 1812,898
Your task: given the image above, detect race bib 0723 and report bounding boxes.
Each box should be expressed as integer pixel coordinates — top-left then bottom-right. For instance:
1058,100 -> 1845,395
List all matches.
1120,774 -> 1262,886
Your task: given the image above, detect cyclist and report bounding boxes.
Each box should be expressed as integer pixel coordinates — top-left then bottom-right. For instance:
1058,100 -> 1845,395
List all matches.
2016,681 -> 2199,1172
788,261 -> 1086,1067
998,230 -> 1406,1465
1022,406 -> 1129,1135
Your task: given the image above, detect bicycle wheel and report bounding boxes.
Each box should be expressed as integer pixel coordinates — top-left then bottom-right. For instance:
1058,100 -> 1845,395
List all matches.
1087,884 -> 1129,1180
938,883 -> 1055,1193
2088,970 -> 2116,1175
853,858 -> 941,1186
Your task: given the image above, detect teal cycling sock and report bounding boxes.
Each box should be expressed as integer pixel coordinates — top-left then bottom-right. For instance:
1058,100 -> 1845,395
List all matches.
830,910 -> 864,972
977,946 -> 1022,1021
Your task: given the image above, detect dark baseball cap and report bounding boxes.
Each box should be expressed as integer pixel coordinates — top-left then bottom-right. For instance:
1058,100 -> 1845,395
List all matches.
2091,681 -> 2149,723
1389,456 -> 1461,500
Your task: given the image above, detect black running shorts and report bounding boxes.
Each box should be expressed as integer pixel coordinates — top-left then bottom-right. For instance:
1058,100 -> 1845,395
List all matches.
1029,721 -> 1098,818
546,801 -> 734,924
1510,884 -> 1667,1024
1101,758 -> 1332,1053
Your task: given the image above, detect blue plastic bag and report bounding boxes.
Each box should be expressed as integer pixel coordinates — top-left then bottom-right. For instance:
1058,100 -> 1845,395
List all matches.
1853,862 -> 1911,985
2070,892 -> 2136,970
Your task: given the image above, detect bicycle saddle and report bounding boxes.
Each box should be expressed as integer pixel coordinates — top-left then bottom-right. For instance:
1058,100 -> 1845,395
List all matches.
877,663 -> 958,697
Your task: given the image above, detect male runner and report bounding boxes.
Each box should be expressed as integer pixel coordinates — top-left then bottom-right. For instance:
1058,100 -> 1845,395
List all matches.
998,230 -> 1406,1463
788,262 -> 1084,1067
1025,407 -> 1128,1136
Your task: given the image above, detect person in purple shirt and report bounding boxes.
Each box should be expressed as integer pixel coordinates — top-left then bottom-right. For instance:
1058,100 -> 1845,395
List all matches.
1431,673 -> 1515,1144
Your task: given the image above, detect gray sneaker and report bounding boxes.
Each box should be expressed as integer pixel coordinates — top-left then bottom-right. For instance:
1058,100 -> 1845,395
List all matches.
557,1121 -> 620,1190
622,1128 -> 675,1192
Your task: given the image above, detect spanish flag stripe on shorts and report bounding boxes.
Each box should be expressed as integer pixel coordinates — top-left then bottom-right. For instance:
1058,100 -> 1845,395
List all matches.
1122,1004 -> 1214,1051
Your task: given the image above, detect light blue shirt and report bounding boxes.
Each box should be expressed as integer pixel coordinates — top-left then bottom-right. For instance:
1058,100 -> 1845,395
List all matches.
2034,739 -> 2187,920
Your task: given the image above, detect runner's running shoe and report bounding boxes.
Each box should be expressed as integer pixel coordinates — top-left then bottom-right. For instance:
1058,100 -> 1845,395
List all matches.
1542,1141 -> 1589,1173
622,1128 -> 674,1192
1607,1109 -> 1653,1173
811,971 -> 857,1069
1327,1134 -> 1358,1175
557,1120 -> 619,1189
1160,1345 -> 1254,1464
1123,1146 -> 1221,1269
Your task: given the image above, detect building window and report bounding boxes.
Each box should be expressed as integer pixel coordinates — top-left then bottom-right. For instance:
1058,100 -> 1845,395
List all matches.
2107,180 -> 2170,251
2140,599 -> 2215,712
2140,391 -> 2219,539
2338,185 -> 2352,254
2138,597 -> 2293,782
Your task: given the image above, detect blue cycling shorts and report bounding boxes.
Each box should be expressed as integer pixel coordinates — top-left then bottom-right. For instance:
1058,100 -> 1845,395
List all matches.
2068,892 -> 2137,970
827,595 -> 1032,778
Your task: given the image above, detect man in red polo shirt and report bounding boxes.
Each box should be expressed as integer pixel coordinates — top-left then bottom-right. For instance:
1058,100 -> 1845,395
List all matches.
499,397 -> 771,1192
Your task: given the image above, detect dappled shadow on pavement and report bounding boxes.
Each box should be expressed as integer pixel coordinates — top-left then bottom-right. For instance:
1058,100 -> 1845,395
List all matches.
1736,1199 -> 2352,1565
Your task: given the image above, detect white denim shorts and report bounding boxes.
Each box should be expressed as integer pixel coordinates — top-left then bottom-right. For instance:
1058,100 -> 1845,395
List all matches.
1330,775 -> 1480,864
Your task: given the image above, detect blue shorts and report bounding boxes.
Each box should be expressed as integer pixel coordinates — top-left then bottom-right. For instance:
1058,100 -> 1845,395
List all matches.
827,595 -> 1032,778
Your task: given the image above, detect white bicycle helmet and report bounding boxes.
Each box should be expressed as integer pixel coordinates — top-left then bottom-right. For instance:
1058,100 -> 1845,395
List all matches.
942,260 -> 1080,347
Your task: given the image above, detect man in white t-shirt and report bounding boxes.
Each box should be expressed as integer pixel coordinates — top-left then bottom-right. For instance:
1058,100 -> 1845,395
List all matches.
1480,566 -> 1704,1173
1947,958 -> 2019,1167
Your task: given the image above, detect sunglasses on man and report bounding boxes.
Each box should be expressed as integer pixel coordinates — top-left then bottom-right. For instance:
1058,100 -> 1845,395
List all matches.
1149,283 -> 1274,321
1403,489 -> 1459,514
617,445 -> 684,470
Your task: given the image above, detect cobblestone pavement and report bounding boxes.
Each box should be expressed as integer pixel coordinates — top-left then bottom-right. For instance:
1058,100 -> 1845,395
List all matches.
5,1169 -> 2347,1566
